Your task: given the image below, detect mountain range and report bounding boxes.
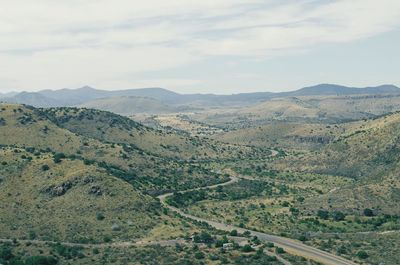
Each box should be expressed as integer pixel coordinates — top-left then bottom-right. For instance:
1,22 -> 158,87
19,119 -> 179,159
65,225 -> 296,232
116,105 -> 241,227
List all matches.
1,84 -> 399,115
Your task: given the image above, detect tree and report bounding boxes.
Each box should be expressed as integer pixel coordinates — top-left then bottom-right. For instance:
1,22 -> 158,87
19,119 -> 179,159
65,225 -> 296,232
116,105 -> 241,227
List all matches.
194,251 -> 204,259
275,247 -> 285,254
25,256 -> 58,265
363,208 -> 374,217
53,153 -> 65,163
357,251 -> 369,259
332,211 -> 346,221
241,245 -> 254,252
229,230 -> 238,236
41,165 -> 50,171
317,210 -> 329,220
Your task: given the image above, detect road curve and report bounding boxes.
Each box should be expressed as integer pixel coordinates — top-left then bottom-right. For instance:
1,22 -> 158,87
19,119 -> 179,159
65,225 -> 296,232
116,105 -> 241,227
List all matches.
158,177 -> 357,265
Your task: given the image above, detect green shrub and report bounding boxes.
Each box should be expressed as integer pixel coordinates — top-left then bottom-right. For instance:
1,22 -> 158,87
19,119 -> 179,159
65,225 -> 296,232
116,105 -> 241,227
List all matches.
25,256 -> 58,265
229,230 -> 238,236
275,247 -> 285,254
96,212 -> 105,221
194,251 -> 205,259
363,208 -> 374,217
317,210 -> 329,220
241,245 -> 254,252
357,251 -> 369,259
53,153 -> 65,163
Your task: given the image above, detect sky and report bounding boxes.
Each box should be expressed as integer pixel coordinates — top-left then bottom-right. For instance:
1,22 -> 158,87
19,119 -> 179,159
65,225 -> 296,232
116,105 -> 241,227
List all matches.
0,0 -> 400,94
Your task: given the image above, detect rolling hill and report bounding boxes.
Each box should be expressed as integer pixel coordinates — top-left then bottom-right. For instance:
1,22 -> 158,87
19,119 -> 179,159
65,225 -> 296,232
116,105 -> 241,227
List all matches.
193,93 -> 400,128
0,103 -> 237,245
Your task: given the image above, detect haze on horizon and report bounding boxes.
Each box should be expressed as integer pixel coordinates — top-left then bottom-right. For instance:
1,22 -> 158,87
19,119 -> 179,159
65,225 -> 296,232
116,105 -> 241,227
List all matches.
1,0 -> 400,94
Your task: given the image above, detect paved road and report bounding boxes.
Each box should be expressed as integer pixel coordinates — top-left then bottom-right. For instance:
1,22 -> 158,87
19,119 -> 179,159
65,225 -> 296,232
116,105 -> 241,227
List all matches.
158,177 -> 357,265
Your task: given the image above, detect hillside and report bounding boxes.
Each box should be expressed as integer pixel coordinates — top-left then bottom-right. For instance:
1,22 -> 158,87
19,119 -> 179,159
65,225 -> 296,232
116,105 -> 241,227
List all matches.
193,93 -> 400,128
268,112 -> 400,215
0,147 -> 161,243
0,104 -> 238,194
0,103 -> 237,247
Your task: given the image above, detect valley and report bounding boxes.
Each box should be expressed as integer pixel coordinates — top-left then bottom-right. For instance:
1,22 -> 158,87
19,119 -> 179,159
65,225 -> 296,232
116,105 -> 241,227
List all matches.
1,84 -> 400,265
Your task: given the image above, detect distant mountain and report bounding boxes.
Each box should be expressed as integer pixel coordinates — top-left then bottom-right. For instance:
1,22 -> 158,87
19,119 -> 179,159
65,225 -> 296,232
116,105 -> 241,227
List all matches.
1,91 -> 62,107
38,86 -> 181,106
2,84 -> 399,112
79,96 -> 183,115
281,84 -> 400,97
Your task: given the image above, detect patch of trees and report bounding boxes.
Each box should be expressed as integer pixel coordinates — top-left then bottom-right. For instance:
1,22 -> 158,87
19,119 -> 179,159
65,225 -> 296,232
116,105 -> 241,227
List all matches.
317,210 -> 346,221
0,244 -> 59,265
233,251 -> 278,265
167,179 -> 278,208
52,244 -> 85,259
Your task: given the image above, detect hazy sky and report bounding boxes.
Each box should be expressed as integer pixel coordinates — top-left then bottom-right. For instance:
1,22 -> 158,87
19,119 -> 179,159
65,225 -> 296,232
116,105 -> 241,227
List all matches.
1,0 -> 400,94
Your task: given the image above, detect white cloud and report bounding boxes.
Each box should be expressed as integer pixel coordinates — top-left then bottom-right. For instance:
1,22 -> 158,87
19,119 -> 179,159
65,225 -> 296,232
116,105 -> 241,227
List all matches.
0,0 -> 399,91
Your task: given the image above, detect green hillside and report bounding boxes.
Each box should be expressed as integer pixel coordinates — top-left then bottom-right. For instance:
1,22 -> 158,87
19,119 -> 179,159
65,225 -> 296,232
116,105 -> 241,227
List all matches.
0,147 -> 161,243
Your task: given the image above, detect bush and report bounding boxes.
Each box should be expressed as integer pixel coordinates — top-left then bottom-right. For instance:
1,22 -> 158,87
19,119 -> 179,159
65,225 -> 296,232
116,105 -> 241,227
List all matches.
53,153 -> 65,164
41,165 -> 50,171
332,211 -> 346,221
275,247 -> 285,254
298,235 -> 307,242
363,208 -> 374,217
193,231 -> 214,244
25,256 -> 58,265
356,251 -> 369,259
317,210 -> 329,220
229,230 -> 238,236
96,212 -> 105,221
241,245 -> 254,252
281,201 -> 290,207
0,245 -> 13,261
194,251 -> 205,259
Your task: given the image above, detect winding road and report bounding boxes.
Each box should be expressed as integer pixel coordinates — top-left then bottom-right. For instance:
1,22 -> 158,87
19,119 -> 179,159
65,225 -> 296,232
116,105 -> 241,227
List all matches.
158,175 -> 357,265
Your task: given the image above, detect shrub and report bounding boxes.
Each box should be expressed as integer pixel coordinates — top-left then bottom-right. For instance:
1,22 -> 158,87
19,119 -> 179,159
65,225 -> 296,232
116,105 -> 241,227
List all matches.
317,210 -> 329,220
357,251 -> 369,259
194,251 -> 205,259
363,208 -> 374,217
53,153 -> 65,163
229,230 -> 238,236
332,211 -> 346,221
298,235 -> 307,242
41,165 -> 50,171
25,256 -> 58,265
241,245 -> 254,252
275,247 -> 285,254
281,201 -> 290,207
0,245 -> 13,261
96,212 -> 105,221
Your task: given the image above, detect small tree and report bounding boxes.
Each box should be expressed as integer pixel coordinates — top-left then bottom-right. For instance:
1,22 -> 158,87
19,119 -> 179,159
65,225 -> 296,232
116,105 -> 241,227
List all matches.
363,208 -> 374,217
229,230 -> 238,236
241,245 -> 254,252
357,250 -> 369,259
53,153 -> 66,163
332,211 -> 346,221
317,210 -> 329,220
194,251 -> 204,259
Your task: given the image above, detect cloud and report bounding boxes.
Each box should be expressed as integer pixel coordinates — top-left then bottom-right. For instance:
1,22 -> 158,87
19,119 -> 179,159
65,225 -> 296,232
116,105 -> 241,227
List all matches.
0,0 -> 399,90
